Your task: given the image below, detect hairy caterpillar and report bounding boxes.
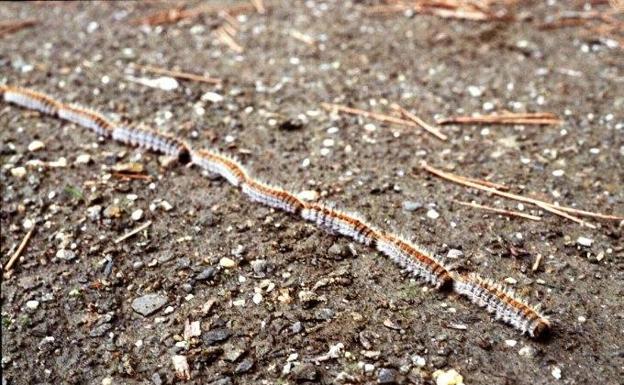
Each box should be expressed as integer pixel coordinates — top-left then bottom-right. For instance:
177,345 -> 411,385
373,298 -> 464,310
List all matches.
242,179 -> 306,214
112,125 -> 191,164
58,104 -> 115,138
2,85 -> 554,338
301,203 -> 381,247
2,86 -> 62,117
454,274 -> 551,338
376,233 -> 453,289
191,149 -> 248,187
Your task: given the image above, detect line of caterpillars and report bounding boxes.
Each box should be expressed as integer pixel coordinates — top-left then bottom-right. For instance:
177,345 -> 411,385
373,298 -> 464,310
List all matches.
1,85 -> 551,338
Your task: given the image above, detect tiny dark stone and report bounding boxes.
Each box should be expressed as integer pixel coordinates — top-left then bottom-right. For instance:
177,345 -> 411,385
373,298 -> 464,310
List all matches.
292,363 -> 318,382
203,328 -> 231,345
196,267 -> 217,281
234,358 -> 254,374
291,321 -> 303,334
278,119 -> 304,131
377,368 -> 398,384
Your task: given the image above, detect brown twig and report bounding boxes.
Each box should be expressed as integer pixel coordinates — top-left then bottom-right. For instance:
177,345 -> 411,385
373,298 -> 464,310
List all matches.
114,221 -> 152,244
421,163 -> 623,226
4,226 -> 35,272
133,64 -> 221,85
322,102 -> 424,129
214,26 -> 244,53
250,0 -> 266,14
436,112 -> 563,126
365,1 -> 514,21
112,172 -> 152,181
0,19 -> 38,38
390,104 -> 448,141
452,199 -> 542,221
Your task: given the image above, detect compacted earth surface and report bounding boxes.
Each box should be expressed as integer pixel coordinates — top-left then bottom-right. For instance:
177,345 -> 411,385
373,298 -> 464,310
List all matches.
1,1 -> 623,384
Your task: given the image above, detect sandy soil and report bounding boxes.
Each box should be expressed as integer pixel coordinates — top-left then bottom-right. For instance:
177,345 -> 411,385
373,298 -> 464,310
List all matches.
1,1 -> 623,384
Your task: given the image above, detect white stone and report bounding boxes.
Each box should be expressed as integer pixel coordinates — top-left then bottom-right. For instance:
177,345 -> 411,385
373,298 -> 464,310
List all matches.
10,167 -> 26,178
552,169 -> 564,177
219,257 -> 236,268
131,209 -> 144,221
426,209 -> 440,219
28,140 -> 45,152
577,236 -> 593,247
467,85 -> 482,97
201,91 -> 224,103
505,339 -> 517,347
433,369 -> 464,385
252,292 -> 263,305
26,300 -> 40,310
551,366 -> 561,380
75,154 -> 91,164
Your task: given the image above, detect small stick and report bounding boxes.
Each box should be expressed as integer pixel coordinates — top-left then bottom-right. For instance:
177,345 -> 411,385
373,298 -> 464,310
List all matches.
452,200 -> 542,221
214,26 -> 244,53
289,30 -> 316,46
322,102 -> 421,128
4,227 -> 35,272
133,64 -> 221,85
114,221 -> 152,244
436,112 -> 562,126
0,19 -> 38,38
390,104 -> 448,141
112,172 -> 152,181
421,163 -> 622,225
532,254 -> 542,272
250,0 -> 266,14
533,201 -> 596,229
460,175 -> 509,191
132,3 -> 256,26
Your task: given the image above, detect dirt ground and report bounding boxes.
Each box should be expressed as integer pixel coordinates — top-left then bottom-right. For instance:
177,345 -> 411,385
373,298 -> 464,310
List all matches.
1,1 -> 623,384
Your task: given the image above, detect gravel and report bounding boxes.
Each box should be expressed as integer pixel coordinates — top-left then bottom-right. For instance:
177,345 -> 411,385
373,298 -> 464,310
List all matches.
131,294 -> 168,316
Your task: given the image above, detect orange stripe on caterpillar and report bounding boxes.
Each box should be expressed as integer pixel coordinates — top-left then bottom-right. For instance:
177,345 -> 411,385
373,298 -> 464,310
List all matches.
191,149 -> 248,187
454,273 -> 550,338
58,104 -> 115,138
3,86 -> 62,116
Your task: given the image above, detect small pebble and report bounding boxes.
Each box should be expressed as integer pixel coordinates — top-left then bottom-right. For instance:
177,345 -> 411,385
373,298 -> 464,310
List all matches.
234,358 -> 254,374
432,369 -> 464,385
552,169 -> 565,177
172,355 -> 190,380
10,167 -> 26,178
446,249 -> 463,259
131,209 -> 144,221
56,249 -> 76,261
196,267 -> 217,280
505,339 -> 517,347
298,190 -> 319,201
377,368 -> 398,384
577,236 -> 593,247
131,294 -> 167,316
252,292 -> 263,305
201,91 -> 224,103
219,257 -> 236,268
551,366 -> 562,380
75,154 -> 91,164
426,209 -> 440,220
28,140 -> 45,152
518,345 -> 536,358
25,300 -> 39,310
402,201 -> 423,212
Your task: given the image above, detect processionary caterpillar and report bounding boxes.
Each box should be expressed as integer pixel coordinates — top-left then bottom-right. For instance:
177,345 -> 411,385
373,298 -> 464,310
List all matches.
2,85 -> 551,338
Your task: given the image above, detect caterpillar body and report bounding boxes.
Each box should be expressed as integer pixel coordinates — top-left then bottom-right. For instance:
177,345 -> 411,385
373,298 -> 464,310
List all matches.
376,234 -> 453,289
1,85 -> 554,338
454,274 -> 550,338
58,104 -> 115,138
3,86 -> 61,117
301,203 -> 381,247
112,125 -> 191,164
241,179 -> 306,214
191,149 -> 248,187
